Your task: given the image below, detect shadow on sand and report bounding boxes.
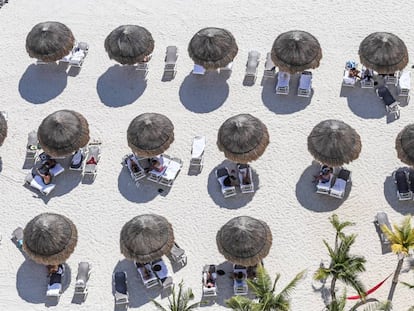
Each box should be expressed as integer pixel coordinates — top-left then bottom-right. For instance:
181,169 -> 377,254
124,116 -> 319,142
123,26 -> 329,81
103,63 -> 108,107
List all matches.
179,72 -> 229,113
18,64 -> 68,104
383,171 -> 414,215
112,259 -> 158,309
261,75 -> 313,114
97,65 -> 147,107
340,85 -> 386,119
295,164 -> 350,212
207,161 -> 259,209
17,261 -> 71,305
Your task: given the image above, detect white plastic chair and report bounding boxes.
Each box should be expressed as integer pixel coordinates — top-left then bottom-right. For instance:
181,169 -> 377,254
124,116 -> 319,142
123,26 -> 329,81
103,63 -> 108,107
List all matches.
297,71 -> 312,97
275,71 -> 290,94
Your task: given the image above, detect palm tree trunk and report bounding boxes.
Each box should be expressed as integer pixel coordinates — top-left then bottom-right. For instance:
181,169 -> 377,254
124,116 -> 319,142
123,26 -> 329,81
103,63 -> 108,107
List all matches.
387,258 -> 404,301
330,276 -> 337,301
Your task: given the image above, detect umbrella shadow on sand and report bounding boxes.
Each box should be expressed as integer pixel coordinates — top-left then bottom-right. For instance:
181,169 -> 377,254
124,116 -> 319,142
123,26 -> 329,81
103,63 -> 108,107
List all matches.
97,65 -> 147,107
261,76 -> 312,114
207,161 -> 259,209
112,259 -> 157,309
384,171 -> 414,215
179,72 -> 229,113
295,164 -> 350,212
16,260 -> 71,305
117,167 -> 171,203
340,85 -> 386,119
18,64 -> 68,104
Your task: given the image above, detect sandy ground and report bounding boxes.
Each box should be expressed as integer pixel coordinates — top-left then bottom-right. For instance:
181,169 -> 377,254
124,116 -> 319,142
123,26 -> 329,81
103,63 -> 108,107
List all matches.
0,0 -> 414,310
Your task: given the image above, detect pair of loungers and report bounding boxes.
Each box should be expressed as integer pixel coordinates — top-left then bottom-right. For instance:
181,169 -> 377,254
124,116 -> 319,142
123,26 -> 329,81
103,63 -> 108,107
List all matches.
36,42 -> 89,67
342,61 -> 375,88
393,168 -> 414,201
216,165 -> 254,198
316,167 -> 351,199
275,71 -> 312,97
46,262 -> 91,300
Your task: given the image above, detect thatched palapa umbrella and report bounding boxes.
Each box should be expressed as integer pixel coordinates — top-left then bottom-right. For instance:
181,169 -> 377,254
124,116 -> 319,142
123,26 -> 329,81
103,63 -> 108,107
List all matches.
104,25 -> 154,65
38,110 -> 90,157
23,213 -> 77,265
271,30 -> 322,74
396,124 -> 414,166
359,32 -> 408,74
26,21 -> 75,62
308,119 -> 361,167
216,216 -> 272,266
188,27 -> 238,70
120,214 -> 174,264
217,114 -> 269,164
127,113 -> 174,157
0,112 -> 7,146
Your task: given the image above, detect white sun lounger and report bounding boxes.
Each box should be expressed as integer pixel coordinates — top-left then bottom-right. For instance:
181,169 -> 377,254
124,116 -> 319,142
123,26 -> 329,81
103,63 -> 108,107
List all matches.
158,157 -> 183,187
113,271 -> 129,307
216,167 -> 236,198
342,69 -> 357,87
193,64 -> 206,75
122,154 -> 146,184
394,169 -> 412,201
233,265 -> 248,296
263,52 -> 275,78
385,72 -> 398,85
147,155 -> 169,183
360,67 -> 374,88
151,259 -> 173,291
70,148 -> 87,171
169,242 -> 187,267
136,262 -> 160,289
189,135 -> 206,172
163,46 -> 178,79
245,50 -> 260,81
297,71 -> 312,97
25,173 -> 56,196
275,71 -> 290,95
69,42 -> 89,67
46,265 -> 64,298
398,71 -> 411,97
202,264 -> 217,297
316,173 -> 333,195
238,164 -> 254,193
329,169 -> 351,199
74,262 -> 92,299
84,140 -> 102,178
26,130 -> 40,159
374,212 -> 392,244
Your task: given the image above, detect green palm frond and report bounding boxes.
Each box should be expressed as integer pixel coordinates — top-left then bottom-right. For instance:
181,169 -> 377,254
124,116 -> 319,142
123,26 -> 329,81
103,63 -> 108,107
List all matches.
226,295 -> 253,311
362,300 -> 392,311
152,281 -> 199,311
152,299 -> 168,311
247,263 -> 272,298
401,281 -> 414,289
275,270 -> 306,300
326,291 -> 347,311
330,214 -> 355,235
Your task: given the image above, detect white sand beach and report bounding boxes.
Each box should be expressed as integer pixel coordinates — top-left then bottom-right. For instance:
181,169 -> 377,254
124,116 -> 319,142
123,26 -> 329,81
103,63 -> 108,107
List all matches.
0,0 -> 414,310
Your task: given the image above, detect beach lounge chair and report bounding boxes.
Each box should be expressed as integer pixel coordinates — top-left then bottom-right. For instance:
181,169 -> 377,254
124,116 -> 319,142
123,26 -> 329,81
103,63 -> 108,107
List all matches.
408,169 -> 414,194
220,62 -> 233,73
36,158 -> 64,177
374,212 -> 392,244
189,135 -> 206,173
147,155 -> 169,183
233,265 -> 248,296
216,167 -> 237,198
315,166 -> 334,195
46,264 -> 64,298
385,73 -> 398,85
202,264 -> 217,297
168,242 -> 187,267
398,70 -> 411,97
159,157 -> 183,187
164,46 -> 178,79
26,130 -> 40,159
275,71 -> 290,95
376,86 -> 400,118
360,67 -> 374,88
84,140 -> 102,178
69,42 -> 89,67
11,227 -> 24,249
263,52 -> 275,78
329,169 -> 351,199
151,259 -> 173,291
244,50 -> 260,82
193,64 -> 206,75
113,271 -> 129,307
122,154 -> 146,183
342,62 -> 358,87
297,71 -> 312,97
70,148 -> 87,171
136,262 -> 160,289
25,173 -> 56,196
74,262 -> 92,299
237,164 -> 254,193
393,169 -> 412,201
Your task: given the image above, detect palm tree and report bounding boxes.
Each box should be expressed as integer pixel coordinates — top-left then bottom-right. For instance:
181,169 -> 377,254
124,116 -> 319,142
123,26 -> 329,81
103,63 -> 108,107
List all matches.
152,281 -> 199,311
380,215 -> 414,302
314,215 -> 367,306
226,264 -> 305,311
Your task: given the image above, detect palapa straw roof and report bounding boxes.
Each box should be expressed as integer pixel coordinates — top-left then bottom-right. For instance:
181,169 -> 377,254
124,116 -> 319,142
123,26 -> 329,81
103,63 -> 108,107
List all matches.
216,216 -> 272,266
23,213 -> 78,265
307,119 -> 361,167
271,30 -> 322,74
26,21 -> 75,62
188,27 -> 238,70
38,110 -> 90,157
104,25 -> 154,65
127,113 -> 174,157
120,214 -> 174,263
0,112 -> 7,146
359,32 -> 408,74
217,114 -> 269,164
396,124 -> 414,166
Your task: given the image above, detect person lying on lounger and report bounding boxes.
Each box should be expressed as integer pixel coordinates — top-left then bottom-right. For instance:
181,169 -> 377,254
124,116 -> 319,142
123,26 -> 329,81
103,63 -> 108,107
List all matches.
314,165 -> 333,183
